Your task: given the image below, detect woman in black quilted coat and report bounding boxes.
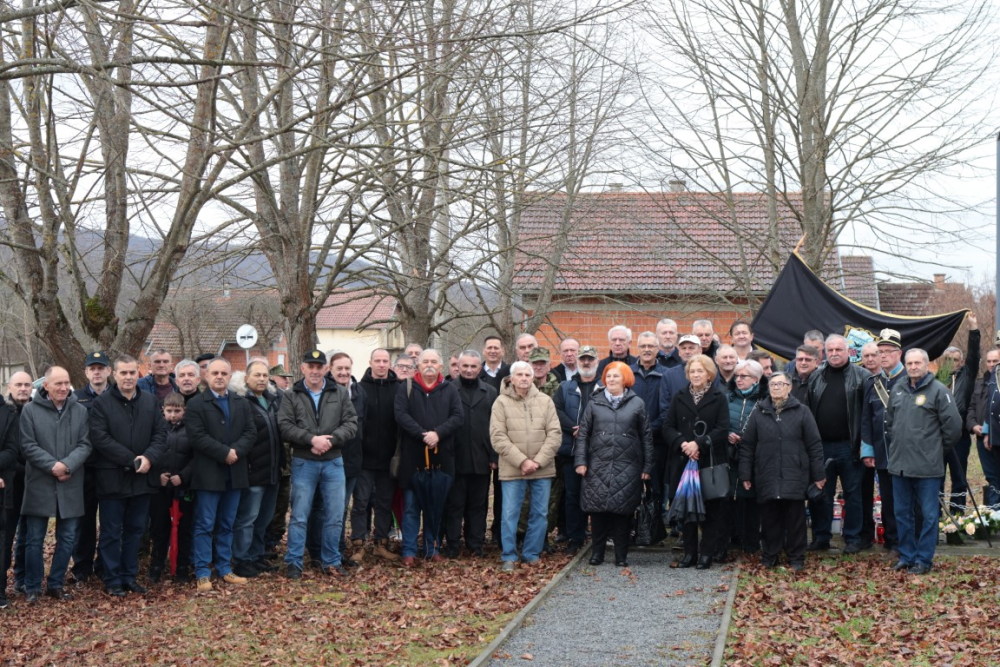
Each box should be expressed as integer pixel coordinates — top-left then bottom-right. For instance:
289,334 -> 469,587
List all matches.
575,362 -> 653,568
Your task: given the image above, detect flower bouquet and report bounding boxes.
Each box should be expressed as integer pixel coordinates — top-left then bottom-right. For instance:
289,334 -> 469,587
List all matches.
940,508 -> 1000,543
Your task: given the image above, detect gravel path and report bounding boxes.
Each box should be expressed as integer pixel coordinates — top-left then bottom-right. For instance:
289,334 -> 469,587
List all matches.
486,548 -> 731,667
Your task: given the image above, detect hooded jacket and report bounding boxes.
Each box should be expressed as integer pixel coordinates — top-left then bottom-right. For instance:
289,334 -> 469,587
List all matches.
575,389 -> 654,515
88,384 -> 169,499
19,390 -> 92,519
489,377 -> 561,482
278,378 -> 357,462
886,372 -> 962,479
359,368 -> 399,471
738,396 -> 824,502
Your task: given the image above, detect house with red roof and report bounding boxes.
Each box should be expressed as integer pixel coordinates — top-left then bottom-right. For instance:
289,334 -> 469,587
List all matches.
513,186 -> 880,352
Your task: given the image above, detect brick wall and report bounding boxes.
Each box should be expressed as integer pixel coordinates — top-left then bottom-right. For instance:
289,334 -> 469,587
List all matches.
528,298 -> 753,352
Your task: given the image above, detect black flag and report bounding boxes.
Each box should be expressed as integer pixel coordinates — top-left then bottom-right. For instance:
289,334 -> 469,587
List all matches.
752,253 -> 968,361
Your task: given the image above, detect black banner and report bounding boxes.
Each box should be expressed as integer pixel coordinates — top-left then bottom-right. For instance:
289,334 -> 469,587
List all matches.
752,253 -> 968,361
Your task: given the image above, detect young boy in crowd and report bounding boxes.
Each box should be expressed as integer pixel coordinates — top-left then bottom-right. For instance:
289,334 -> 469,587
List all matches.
148,393 -> 195,583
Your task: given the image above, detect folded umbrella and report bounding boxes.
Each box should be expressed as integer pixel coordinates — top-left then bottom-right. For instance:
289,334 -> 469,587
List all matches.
409,445 -> 454,558
666,459 -> 706,525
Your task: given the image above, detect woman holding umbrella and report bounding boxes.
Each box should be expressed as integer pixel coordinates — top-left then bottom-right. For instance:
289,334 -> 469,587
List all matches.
664,355 -> 730,569
739,371 -> 825,571
575,362 -> 654,567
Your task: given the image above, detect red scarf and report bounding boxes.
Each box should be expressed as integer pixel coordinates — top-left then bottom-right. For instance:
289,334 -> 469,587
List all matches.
414,373 -> 443,392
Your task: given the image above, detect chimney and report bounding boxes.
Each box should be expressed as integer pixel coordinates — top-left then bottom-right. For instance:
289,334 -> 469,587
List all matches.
607,183 -> 623,193
668,179 -> 686,193
933,273 -> 946,290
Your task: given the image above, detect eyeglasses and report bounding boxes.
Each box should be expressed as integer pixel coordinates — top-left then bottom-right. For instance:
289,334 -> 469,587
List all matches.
734,374 -> 755,380
769,381 -> 790,387
637,344 -> 658,350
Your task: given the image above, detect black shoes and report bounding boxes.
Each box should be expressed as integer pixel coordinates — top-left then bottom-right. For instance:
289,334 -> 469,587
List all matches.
806,541 -> 831,552
891,560 -> 910,571
909,564 -> 932,575
25,592 -> 39,604
285,566 -> 303,580
105,586 -> 127,598
45,588 -> 73,601
233,561 -> 261,578
565,543 -> 582,557
123,581 -> 147,595
672,554 -> 696,569
695,556 -> 713,570
615,560 -> 629,568
589,555 -> 604,566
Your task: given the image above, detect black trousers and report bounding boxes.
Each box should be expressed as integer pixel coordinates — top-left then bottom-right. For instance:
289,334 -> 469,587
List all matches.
876,468 -> 898,548
444,473 -> 491,551
734,497 -> 761,552
759,499 -> 807,565
149,488 -> 194,575
861,465 -> 875,545
2,471 -> 25,590
350,468 -> 395,542
590,511 -> 631,563
70,468 -> 102,579
683,497 -> 727,558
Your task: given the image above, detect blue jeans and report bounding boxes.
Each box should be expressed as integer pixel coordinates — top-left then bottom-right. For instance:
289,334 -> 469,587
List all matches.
561,459 -> 586,546
810,441 -> 863,545
24,515 -> 79,593
401,489 -> 436,558
893,474 -> 941,568
233,485 -> 266,564
285,458 -> 345,569
975,436 -> 1000,506
98,495 -> 151,587
252,483 -> 279,562
500,478 -> 551,563
192,488 -> 242,579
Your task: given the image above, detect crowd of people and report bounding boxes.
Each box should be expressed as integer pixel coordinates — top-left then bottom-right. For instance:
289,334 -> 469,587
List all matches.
0,313 -> 988,608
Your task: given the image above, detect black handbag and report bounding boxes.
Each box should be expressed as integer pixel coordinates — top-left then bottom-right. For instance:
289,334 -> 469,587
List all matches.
633,482 -> 667,546
698,430 -> 730,501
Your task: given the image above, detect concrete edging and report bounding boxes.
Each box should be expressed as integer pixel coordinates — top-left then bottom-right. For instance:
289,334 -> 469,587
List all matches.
710,568 -> 740,667
466,545 -> 591,667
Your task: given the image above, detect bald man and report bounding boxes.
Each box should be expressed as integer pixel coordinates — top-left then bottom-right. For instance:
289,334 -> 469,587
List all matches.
19,367 -> 92,602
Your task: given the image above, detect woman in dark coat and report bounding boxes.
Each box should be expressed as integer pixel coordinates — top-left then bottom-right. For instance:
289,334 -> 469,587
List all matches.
664,355 -> 730,569
739,372 -> 825,571
575,362 -> 654,567
728,360 -> 764,555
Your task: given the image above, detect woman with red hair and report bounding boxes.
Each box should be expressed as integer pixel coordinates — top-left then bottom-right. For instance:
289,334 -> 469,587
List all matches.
575,361 -> 654,567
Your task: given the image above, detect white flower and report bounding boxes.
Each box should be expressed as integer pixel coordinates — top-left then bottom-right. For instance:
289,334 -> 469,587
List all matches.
943,523 -> 958,534
965,522 -> 978,536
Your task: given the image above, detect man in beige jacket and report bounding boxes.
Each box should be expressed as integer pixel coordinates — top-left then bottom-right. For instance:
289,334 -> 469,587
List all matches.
489,362 -> 561,572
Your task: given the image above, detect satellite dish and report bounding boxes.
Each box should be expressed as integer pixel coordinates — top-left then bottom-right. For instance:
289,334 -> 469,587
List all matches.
236,324 -> 259,350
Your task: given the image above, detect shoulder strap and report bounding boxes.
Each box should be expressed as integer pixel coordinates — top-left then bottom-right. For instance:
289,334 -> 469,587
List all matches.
873,376 -> 890,409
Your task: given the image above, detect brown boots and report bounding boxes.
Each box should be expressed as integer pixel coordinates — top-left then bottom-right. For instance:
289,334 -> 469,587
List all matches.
373,539 -> 400,561
350,539 -> 366,564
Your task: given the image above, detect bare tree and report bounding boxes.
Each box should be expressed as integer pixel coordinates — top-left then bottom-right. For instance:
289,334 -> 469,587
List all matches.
639,0 -> 998,272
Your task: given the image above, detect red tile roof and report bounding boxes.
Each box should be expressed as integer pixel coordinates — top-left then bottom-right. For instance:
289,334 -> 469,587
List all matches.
877,280 -> 972,317
315,291 -> 398,330
513,191 -> 820,294
147,289 -> 282,357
